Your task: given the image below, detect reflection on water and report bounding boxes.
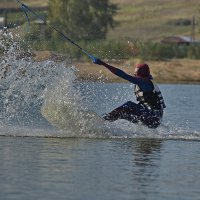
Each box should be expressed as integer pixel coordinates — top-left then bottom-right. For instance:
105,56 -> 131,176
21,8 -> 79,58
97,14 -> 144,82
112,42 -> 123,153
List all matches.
2,137 -> 200,200
117,138 -> 163,199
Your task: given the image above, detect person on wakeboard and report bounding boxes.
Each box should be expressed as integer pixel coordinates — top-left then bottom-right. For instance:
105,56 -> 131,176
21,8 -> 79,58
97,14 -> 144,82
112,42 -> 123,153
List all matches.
93,59 -> 166,128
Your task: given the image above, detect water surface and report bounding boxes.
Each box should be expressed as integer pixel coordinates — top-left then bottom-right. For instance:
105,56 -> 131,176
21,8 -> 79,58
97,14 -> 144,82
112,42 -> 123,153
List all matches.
0,33 -> 200,199
1,137 -> 200,200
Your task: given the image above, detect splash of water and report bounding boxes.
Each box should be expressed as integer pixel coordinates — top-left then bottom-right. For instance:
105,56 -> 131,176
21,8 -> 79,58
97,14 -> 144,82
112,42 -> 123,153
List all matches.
0,30 -> 199,140
0,31 -> 63,125
0,30 -> 105,137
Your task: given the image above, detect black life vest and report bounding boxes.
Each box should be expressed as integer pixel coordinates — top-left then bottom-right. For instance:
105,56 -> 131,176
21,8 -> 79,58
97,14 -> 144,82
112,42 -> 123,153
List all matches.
134,81 -> 166,111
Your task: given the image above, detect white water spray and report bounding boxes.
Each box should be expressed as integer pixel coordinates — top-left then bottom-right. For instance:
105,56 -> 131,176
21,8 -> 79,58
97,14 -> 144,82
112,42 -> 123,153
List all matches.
0,30 -> 199,140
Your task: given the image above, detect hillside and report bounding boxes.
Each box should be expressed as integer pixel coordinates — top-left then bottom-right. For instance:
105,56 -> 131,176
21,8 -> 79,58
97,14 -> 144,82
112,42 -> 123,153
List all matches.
108,0 -> 200,41
1,0 -> 200,41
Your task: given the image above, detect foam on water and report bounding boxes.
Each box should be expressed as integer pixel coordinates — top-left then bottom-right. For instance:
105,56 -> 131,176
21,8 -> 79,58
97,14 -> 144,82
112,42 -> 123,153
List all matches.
0,31 -> 199,140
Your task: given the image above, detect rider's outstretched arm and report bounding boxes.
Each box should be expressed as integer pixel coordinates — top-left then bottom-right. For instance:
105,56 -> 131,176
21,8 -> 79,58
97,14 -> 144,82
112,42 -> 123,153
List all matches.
94,59 -> 140,85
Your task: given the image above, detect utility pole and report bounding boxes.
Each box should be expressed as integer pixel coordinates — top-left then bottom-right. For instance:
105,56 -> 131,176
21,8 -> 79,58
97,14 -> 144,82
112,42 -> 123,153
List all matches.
4,10 -> 7,27
191,16 -> 195,42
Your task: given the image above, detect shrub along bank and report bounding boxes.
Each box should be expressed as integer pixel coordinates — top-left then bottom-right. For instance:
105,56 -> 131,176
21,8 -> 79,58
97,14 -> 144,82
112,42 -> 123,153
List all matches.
26,34 -> 200,61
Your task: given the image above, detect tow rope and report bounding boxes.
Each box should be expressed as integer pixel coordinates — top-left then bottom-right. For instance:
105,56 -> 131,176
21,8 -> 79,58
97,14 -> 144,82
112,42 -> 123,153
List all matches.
15,0 -> 97,62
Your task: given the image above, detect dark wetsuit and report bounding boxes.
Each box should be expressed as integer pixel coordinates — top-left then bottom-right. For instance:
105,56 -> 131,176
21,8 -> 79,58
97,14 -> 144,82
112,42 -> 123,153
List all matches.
101,62 -> 166,128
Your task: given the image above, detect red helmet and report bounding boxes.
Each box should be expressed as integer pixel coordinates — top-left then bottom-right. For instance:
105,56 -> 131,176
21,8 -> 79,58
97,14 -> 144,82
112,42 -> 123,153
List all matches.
134,63 -> 151,78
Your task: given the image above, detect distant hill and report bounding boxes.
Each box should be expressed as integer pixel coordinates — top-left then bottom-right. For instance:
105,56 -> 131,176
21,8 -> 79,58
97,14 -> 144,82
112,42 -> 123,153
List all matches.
109,0 -> 200,41
1,0 -> 199,41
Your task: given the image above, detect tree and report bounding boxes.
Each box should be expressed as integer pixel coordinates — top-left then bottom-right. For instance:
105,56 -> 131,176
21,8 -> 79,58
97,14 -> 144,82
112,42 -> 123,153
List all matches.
48,0 -> 118,41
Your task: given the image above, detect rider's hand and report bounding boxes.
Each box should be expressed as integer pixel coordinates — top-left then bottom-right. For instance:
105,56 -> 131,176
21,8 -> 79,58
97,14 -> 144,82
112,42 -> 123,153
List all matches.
93,57 -> 103,65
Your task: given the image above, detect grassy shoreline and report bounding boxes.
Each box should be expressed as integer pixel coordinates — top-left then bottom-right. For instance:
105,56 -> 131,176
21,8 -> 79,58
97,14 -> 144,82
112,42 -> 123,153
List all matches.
74,60 -> 200,84
34,51 -> 200,84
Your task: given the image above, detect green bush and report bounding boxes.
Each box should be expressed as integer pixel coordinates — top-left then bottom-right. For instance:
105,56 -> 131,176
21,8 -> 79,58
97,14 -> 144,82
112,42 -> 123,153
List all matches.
24,28 -> 200,61
135,41 -> 175,60
187,44 -> 200,59
134,41 -> 196,60
167,18 -> 191,26
85,40 -> 131,59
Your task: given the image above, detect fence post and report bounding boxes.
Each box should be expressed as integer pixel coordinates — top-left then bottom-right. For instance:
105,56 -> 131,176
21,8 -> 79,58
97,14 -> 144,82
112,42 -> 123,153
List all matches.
4,10 -> 7,27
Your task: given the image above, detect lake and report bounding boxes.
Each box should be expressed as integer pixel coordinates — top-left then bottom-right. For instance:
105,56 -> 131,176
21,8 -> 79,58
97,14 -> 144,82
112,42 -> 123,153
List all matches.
0,82 -> 200,200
